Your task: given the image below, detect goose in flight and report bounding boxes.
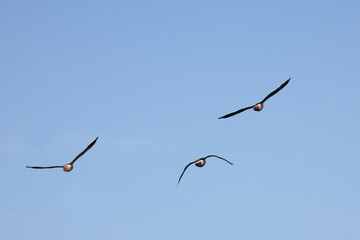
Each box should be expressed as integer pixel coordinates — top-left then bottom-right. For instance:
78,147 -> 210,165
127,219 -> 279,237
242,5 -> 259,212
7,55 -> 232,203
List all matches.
177,155 -> 233,186
219,78 -> 291,119
26,137 -> 98,172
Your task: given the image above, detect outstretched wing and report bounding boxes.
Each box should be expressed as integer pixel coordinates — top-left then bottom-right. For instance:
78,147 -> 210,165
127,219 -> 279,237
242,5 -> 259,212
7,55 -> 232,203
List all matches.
177,161 -> 196,186
70,137 -> 98,165
26,166 -> 63,169
260,78 -> 290,103
218,106 -> 253,119
205,155 -> 233,165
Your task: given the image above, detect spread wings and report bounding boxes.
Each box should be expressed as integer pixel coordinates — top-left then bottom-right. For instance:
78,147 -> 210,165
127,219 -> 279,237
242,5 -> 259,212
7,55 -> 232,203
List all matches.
177,155 -> 233,186
218,78 -> 290,119
27,137 -> 98,170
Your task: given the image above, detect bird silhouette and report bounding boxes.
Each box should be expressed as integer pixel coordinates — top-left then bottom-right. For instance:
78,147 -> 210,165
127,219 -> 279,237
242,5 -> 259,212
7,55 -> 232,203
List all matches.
219,78 -> 291,119
177,155 -> 233,186
26,137 -> 98,172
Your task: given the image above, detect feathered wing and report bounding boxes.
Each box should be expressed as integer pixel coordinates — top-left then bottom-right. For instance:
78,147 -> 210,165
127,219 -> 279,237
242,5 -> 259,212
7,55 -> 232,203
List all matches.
205,155 -> 233,165
260,78 -> 291,103
26,166 -> 63,169
218,106 -> 253,119
177,161 -> 196,186
70,137 -> 98,165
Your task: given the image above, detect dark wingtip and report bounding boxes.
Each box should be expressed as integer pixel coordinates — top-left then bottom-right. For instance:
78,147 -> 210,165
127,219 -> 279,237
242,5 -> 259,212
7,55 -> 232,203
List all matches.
26,166 -> 30,168
219,115 -> 229,119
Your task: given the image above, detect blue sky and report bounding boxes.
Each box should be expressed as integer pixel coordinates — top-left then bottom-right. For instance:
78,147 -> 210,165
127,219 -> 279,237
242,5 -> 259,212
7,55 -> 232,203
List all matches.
1,1 -> 359,239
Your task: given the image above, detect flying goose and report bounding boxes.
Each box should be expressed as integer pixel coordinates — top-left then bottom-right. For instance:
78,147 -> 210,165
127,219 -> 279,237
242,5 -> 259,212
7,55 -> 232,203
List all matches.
26,137 -> 98,172
177,155 -> 233,185
219,78 -> 291,119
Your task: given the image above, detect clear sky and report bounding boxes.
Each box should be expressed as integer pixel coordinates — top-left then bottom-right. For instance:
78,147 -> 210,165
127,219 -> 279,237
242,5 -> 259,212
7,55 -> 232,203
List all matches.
1,1 -> 359,239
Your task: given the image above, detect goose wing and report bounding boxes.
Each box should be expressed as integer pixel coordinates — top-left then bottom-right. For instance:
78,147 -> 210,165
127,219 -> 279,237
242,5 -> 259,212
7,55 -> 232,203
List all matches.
205,155 -> 233,165
26,165 -> 63,169
218,106 -> 253,119
260,78 -> 290,104
70,137 -> 98,165
177,161 -> 196,186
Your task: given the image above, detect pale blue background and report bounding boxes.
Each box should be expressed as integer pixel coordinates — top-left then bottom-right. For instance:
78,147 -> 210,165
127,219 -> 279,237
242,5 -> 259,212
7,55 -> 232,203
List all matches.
1,1 -> 359,239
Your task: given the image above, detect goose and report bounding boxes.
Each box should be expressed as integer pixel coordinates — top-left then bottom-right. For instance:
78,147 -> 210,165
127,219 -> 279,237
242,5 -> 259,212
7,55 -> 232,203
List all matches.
177,155 -> 233,185
219,78 -> 291,119
26,137 -> 98,172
